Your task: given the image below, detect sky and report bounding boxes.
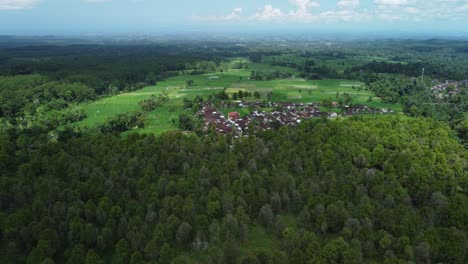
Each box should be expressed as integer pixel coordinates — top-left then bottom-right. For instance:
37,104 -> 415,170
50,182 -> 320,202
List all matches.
1,0 -> 468,36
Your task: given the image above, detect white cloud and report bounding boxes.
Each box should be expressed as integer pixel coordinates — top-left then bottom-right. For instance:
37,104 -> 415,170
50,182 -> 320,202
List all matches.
193,0 -> 468,24
337,0 -> 360,9
378,14 -> 400,21
319,9 -> 371,22
403,7 -> 419,13
290,0 -> 320,9
251,1 -> 322,23
457,3 -> 468,12
224,7 -> 243,21
287,0 -> 321,22
0,0 -> 38,10
255,5 -> 284,21
373,0 -> 468,22
374,0 -> 409,5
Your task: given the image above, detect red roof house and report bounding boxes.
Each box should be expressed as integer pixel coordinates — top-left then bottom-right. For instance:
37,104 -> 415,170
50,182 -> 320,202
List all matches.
228,112 -> 241,120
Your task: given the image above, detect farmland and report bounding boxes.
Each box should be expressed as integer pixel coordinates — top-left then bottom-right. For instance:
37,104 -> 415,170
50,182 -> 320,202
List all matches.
71,60 -> 401,135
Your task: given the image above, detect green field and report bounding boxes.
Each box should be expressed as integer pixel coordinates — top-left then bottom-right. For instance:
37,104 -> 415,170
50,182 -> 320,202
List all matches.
70,60 -> 401,135
75,86 -> 168,127
226,78 -> 399,109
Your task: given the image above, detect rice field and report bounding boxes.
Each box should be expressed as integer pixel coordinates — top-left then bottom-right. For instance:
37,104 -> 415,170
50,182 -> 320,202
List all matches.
69,60 -> 401,135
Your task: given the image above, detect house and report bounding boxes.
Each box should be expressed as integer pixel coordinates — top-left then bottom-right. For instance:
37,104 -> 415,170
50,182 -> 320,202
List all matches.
228,112 -> 241,120
200,100 -> 394,135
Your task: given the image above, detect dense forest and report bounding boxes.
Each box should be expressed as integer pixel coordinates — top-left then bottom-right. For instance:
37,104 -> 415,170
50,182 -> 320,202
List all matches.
0,38 -> 467,263
1,117 -> 467,263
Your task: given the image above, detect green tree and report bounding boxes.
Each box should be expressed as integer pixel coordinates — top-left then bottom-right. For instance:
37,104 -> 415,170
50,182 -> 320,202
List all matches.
259,204 -> 274,228
115,239 -> 130,263
85,249 -> 103,264
176,222 -> 193,246
321,98 -> 334,112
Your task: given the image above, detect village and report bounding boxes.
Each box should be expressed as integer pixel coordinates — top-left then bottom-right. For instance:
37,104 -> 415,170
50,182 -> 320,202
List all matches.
199,101 -> 395,135
431,80 -> 468,95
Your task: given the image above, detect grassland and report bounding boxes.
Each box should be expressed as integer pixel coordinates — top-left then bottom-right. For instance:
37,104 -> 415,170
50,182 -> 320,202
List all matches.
225,78 -> 401,110
70,59 -> 401,136
75,85 -> 168,127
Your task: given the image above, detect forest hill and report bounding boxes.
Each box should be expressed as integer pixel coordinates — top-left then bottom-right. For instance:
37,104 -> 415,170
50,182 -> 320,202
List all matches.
199,101 -> 395,135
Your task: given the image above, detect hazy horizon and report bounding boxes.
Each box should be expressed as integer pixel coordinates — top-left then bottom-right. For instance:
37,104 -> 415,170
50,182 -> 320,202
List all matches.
1,0 -> 468,37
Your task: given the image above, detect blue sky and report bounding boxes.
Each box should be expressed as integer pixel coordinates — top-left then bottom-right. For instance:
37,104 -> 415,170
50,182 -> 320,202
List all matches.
1,0 -> 468,35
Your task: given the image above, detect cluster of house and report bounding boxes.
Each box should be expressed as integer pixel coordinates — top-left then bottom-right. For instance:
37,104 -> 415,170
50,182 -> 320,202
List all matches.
431,80 -> 467,95
344,105 -> 394,115
199,101 -> 394,135
200,105 -> 322,134
200,107 -> 234,134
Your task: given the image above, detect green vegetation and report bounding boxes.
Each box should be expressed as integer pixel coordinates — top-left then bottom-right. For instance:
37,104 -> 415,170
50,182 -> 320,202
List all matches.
72,74 -> 399,135
1,117 -> 467,263
75,85 -> 168,127
0,38 -> 467,263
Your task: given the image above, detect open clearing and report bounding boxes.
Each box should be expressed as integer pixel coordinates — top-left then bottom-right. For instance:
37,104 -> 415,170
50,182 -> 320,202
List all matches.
340,84 -> 362,87
224,79 -> 390,106
180,87 -> 224,92
225,88 -> 248,94
70,60 -> 401,135
287,92 -> 303,99
289,84 -> 318,89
